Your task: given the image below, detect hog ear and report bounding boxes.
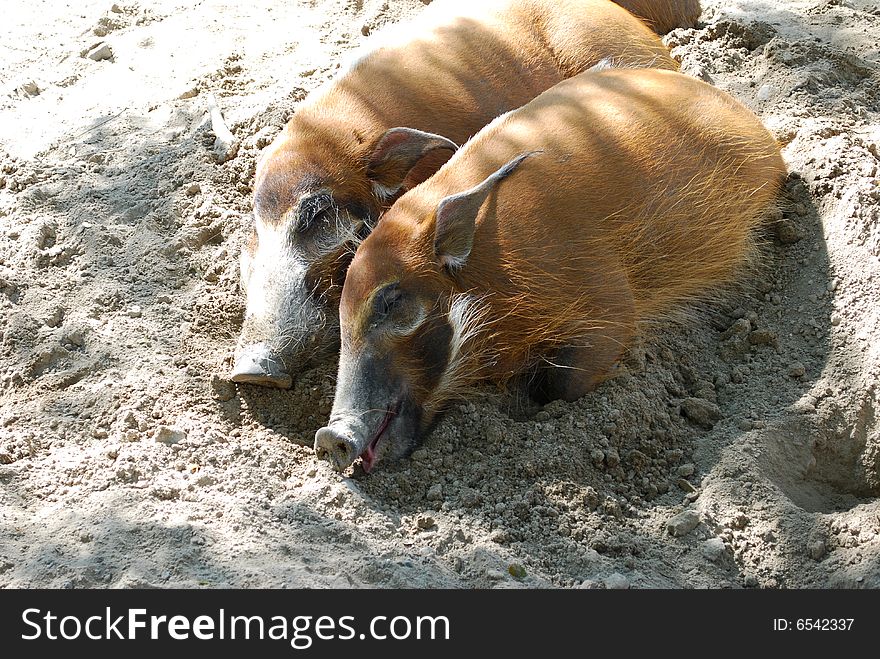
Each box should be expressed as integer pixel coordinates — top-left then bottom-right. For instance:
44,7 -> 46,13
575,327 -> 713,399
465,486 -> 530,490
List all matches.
367,127 -> 458,200
433,151 -> 540,271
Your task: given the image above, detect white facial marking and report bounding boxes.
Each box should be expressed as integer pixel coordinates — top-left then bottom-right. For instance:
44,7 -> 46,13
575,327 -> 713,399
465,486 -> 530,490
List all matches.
589,57 -> 615,72
244,219 -> 306,321
428,292 -> 495,408
439,253 -> 467,272
447,293 -> 486,362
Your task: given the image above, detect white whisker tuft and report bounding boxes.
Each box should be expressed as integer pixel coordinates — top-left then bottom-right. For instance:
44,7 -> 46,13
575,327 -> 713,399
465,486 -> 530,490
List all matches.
427,293 -> 497,413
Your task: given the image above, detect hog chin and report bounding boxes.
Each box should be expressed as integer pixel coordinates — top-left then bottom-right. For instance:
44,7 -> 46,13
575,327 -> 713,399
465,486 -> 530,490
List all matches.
358,397 -> 422,472
358,403 -> 399,473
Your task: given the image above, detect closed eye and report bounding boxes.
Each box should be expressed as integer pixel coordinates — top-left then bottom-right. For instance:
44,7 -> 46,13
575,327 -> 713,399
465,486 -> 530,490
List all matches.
295,193 -> 333,233
372,282 -> 402,327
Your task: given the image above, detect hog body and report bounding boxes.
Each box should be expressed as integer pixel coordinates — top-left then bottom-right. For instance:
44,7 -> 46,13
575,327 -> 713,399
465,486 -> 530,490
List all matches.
316,67 -> 786,472
234,0 -> 678,388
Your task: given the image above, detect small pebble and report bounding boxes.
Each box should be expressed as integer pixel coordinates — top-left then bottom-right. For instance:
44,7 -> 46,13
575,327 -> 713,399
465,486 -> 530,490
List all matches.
126,305 -> 142,318
178,86 -> 200,100
788,362 -> 806,378
426,484 -> 443,501
66,328 -> 85,346
486,425 -> 504,444
508,564 -> 527,579
681,397 -> 722,428
748,329 -> 777,347
155,426 -> 186,445
809,540 -> 826,561
756,83 -> 774,101
677,478 -> 696,493
627,449 -> 650,472
702,538 -> 726,562
774,218 -> 803,244
605,448 -> 620,468
186,182 -> 201,196
86,42 -> 113,61
19,80 -> 40,96
721,318 -> 751,340
667,509 -> 701,537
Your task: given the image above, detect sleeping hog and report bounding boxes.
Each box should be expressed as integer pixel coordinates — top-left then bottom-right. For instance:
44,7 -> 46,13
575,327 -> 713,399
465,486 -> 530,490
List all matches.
314,67 -> 786,472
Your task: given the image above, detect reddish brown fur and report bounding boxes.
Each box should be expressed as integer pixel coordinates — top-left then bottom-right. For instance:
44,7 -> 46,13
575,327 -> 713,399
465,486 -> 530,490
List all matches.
614,0 -> 702,33
254,0 -> 677,232
343,68 -> 787,410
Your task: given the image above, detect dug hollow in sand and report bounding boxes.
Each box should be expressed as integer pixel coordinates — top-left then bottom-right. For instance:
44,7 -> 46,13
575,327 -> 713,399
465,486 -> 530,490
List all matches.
315,67 -> 787,473
233,0 -> 681,389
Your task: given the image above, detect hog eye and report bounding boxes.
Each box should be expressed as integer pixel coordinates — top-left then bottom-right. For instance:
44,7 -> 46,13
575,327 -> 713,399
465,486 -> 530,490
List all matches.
372,283 -> 402,325
295,194 -> 333,233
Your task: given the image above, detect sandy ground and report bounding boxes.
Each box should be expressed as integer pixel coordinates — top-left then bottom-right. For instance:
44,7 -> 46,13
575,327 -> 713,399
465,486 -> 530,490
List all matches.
0,0 -> 878,589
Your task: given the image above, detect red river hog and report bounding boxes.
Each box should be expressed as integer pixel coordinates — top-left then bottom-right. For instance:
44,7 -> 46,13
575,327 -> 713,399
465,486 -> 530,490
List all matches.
314,67 -> 787,473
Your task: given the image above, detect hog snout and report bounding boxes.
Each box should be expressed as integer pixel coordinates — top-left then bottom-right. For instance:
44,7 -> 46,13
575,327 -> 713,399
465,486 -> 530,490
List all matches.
230,342 -> 293,389
314,423 -> 363,471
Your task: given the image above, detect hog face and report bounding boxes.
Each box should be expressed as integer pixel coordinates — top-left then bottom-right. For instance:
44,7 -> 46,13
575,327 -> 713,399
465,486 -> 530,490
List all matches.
234,148 -> 376,387
313,248 -> 462,472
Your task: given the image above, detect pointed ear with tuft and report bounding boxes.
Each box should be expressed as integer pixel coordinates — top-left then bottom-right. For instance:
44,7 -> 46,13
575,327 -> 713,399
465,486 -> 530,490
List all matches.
366,127 -> 458,200
433,151 -> 540,271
